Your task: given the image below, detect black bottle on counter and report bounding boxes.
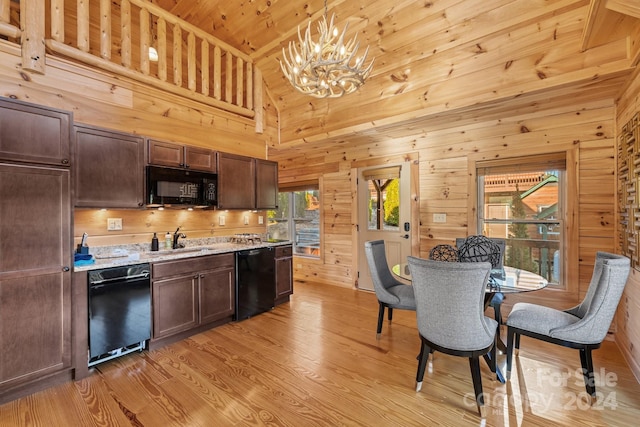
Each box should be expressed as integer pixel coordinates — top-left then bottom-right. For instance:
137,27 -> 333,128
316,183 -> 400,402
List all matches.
151,232 -> 159,251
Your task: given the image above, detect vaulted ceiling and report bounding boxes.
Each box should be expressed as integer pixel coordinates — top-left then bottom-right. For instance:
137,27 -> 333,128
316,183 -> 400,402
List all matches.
150,0 -> 640,147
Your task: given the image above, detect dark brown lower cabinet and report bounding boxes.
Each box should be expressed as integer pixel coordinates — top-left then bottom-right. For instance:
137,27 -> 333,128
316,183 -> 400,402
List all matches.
274,245 -> 293,305
152,253 -> 235,342
152,274 -> 198,339
0,163 -> 72,403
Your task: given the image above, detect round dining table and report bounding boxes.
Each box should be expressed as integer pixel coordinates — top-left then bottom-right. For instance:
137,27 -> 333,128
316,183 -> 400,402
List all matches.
392,262 -> 548,383
391,264 -> 548,295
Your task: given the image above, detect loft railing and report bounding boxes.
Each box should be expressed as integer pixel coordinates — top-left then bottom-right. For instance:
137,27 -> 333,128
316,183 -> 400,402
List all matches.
0,0 -> 260,122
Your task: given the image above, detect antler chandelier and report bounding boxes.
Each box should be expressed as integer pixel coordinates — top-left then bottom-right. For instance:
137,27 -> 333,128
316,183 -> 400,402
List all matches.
280,0 -> 374,98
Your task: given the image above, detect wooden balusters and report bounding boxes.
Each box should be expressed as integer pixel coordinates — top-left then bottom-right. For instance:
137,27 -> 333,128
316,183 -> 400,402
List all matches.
187,32 -> 196,91
77,0 -> 89,52
10,0 -> 258,119
121,0 -> 131,67
173,24 -> 182,87
50,0 -> 63,42
201,40 -> 210,96
214,46 -> 222,100
21,0 -> 45,73
225,53 -> 233,103
100,0 -> 111,59
140,8 -> 150,75
157,17 -> 167,82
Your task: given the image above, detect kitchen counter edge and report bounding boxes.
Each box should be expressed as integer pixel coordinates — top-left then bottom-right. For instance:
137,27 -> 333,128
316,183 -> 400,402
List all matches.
73,241 -> 293,272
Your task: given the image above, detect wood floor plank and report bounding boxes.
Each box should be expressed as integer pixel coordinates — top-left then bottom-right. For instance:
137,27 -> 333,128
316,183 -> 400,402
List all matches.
1,281 -> 640,426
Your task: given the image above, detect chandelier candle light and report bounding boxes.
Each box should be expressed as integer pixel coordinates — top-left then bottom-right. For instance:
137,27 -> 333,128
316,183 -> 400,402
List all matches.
280,1 -> 374,98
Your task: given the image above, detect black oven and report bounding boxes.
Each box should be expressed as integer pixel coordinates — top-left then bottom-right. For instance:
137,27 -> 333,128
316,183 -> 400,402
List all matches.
146,166 -> 217,207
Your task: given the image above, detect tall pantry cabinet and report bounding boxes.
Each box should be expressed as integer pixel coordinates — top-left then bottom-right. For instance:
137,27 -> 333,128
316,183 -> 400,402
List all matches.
0,98 -> 73,403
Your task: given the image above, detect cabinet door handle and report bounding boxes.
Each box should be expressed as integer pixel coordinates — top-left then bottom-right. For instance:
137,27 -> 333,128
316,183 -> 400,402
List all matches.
61,159 -> 69,165
62,266 -> 70,272
199,274 -> 204,278
185,164 -> 190,169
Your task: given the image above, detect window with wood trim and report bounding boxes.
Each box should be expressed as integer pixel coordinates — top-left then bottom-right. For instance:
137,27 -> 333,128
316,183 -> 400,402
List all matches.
268,181 -> 320,258
477,154 -> 566,285
362,166 -> 401,231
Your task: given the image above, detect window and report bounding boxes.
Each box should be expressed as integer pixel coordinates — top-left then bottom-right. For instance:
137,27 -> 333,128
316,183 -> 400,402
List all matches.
268,187 -> 320,258
477,154 -> 565,285
363,166 -> 401,231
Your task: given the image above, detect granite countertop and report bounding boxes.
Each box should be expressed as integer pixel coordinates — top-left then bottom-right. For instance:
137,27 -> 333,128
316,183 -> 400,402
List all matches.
73,237 -> 292,272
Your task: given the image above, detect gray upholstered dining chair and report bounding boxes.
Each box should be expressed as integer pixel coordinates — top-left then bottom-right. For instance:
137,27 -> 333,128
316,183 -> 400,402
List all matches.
407,256 -> 497,417
457,236 -> 506,325
364,240 -> 416,339
505,251 -> 630,401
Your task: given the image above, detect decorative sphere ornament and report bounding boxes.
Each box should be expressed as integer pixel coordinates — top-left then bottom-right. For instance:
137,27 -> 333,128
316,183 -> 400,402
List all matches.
457,235 -> 501,268
429,244 -> 459,262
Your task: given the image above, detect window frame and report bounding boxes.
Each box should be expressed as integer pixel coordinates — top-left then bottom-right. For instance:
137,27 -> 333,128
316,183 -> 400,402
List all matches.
268,181 -> 322,259
468,151 -> 579,292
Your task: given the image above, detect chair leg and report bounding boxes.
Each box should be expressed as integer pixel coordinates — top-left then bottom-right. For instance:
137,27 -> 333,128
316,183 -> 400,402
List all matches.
388,307 -> 394,323
469,357 -> 486,417
506,327 -> 514,380
376,303 -> 385,339
415,341 -> 430,392
579,347 -> 596,400
514,332 -> 521,355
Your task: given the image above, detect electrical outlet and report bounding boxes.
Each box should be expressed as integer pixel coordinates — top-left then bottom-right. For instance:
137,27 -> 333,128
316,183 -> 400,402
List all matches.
219,215 -> 225,226
244,215 -> 249,225
258,215 -> 264,225
433,213 -> 447,223
107,218 -> 123,231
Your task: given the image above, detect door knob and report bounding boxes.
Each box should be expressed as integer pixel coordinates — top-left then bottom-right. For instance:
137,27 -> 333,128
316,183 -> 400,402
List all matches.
401,234 -> 409,239
62,266 -> 70,272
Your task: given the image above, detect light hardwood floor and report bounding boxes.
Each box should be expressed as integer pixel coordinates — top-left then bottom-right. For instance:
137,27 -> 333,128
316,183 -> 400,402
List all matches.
1,281 -> 640,426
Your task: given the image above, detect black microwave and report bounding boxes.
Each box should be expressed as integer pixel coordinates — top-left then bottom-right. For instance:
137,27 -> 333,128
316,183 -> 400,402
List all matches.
146,166 -> 217,208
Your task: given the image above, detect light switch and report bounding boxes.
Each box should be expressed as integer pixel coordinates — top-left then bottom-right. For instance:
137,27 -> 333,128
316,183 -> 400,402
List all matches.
219,215 -> 225,226
433,213 -> 447,223
258,215 -> 264,224
244,215 -> 249,225
107,218 -> 122,230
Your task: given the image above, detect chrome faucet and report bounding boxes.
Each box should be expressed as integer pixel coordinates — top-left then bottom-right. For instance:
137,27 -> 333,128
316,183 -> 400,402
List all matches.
172,227 -> 187,249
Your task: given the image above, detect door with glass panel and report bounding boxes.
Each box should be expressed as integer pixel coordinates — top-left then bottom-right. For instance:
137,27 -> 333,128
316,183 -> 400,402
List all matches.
357,163 -> 412,291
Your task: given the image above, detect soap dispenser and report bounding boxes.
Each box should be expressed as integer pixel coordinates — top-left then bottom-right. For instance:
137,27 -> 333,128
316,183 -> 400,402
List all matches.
165,232 -> 172,249
151,233 -> 159,251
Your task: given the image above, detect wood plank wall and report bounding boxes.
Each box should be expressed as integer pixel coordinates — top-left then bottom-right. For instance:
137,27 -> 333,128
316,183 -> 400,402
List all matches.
615,65 -> 640,382
0,42 -> 277,156
73,209 -> 268,248
269,96 -> 617,314
0,41 -> 276,248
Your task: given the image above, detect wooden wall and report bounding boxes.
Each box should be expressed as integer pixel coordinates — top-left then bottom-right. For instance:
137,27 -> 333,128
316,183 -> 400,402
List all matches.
73,209 -> 268,248
0,41 -> 277,158
270,96 -> 617,315
615,65 -> 640,381
0,41 -> 279,248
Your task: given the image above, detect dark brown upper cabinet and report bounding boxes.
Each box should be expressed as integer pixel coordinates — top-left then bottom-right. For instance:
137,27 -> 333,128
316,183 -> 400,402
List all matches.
217,152 -> 255,209
74,125 -> 145,208
218,153 -> 279,210
0,97 -> 71,167
255,159 -> 278,209
148,139 -> 216,173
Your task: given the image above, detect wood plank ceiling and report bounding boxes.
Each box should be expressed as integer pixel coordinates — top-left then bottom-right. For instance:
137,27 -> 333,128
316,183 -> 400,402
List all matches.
150,0 -> 640,147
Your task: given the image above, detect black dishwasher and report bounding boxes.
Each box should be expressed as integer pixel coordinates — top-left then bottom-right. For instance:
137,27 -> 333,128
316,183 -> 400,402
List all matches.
88,263 -> 151,366
235,247 -> 275,320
